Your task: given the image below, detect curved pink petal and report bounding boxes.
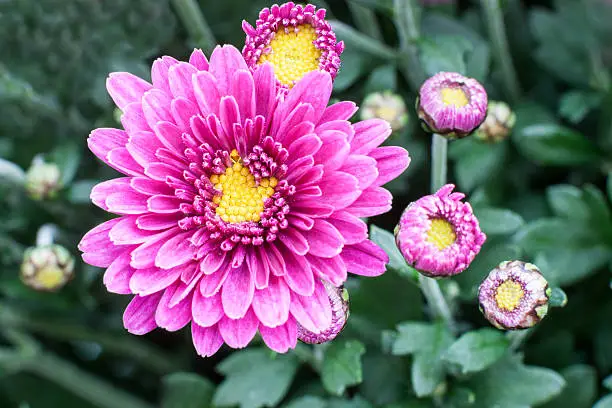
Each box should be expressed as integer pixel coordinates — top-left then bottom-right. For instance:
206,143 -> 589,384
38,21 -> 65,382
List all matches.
123,293 -> 162,335
346,186 -> 392,218
289,279 -> 332,334
151,56 -> 179,95
218,308 -> 259,348
252,276 -> 291,328
260,317 -> 298,353
107,72 -> 152,110
370,146 -> 411,186
279,243 -> 314,296
303,219 -> 343,258
103,252 -> 135,294
155,230 -> 197,269
351,119 -> 391,155
192,323 -> 224,357
340,155 -> 378,190
129,265 -> 182,296
189,49 -> 209,71
308,255 -> 347,287
155,282 -> 192,331
221,265 -> 255,319
88,128 -> 128,163
192,290 -> 224,328
208,45 -> 249,95
341,239 -> 388,277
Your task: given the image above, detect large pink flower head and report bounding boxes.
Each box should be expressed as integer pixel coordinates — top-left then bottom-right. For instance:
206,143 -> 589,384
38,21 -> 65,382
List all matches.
417,72 -> 488,139
395,184 -> 486,277
242,2 -> 344,89
79,45 -> 410,356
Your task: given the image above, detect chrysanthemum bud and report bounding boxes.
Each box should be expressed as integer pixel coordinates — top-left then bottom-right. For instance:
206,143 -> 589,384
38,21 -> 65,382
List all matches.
474,101 -> 516,143
24,157 -> 62,200
361,91 -> 409,132
21,244 -> 75,292
395,184 -> 486,277
478,261 -> 549,330
417,72 -> 488,139
298,281 -> 350,344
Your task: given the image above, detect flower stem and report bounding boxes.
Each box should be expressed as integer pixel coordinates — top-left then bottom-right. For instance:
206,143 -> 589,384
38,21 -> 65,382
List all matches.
35,223 -> 57,246
393,0 -> 427,90
418,274 -> 455,332
171,0 -> 216,54
430,134 -> 447,192
480,0 -> 521,103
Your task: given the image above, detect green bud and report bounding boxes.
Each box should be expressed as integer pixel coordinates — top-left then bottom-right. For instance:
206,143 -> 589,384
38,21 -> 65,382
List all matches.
361,91 -> 409,132
21,244 -> 75,292
24,157 -> 62,200
474,101 -> 516,143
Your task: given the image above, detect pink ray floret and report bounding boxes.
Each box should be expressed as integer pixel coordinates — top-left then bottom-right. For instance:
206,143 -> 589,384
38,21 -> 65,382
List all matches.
395,184 -> 486,277
78,45 -> 409,356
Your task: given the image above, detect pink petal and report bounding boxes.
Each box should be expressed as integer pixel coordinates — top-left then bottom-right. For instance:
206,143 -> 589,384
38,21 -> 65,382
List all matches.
155,230 -> 197,269
136,214 -> 180,231
130,177 -> 174,196
200,250 -> 227,275
251,276 -> 291,328
192,290 -> 224,328
260,318 -> 298,353
369,146 -> 411,186
90,178 -> 132,211
106,72 -> 151,110
103,252 -> 135,294
278,229 -> 309,256
308,255 -> 347,287
130,228 -> 181,269
105,189 -> 149,215
340,155 -> 378,190
289,279 -> 332,334
221,265 -> 255,319
121,102 -> 150,134
291,200 -> 334,219
279,243 -> 315,296
147,195 -> 183,214
151,56 -> 179,95
193,71 -> 221,117
219,96 -> 241,142
351,119 -> 391,155
249,248 -> 270,290
123,293 -> 162,335
346,186 -> 392,218
303,219 -> 344,258
171,97 -> 200,132
155,282 -> 192,331
126,131 -> 164,167
218,308 -> 259,349
109,215 -> 157,245
314,130 -> 350,172
341,239 -> 388,277
189,49 -> 210,71
192,323 -> 224,357
274,103 -> 316,145
253,63 -> 277,118
142,89 -> 173,130
286,213 -> 315,231
288,134 -> 322,158
168,62 -> 197,101
231,69 -> 255,120
319,101 -> 358,123
107,147 -> 144,176
199,265 -> 231,297
328,211 -> 367,245
319,172 -> 360,209
208,45 -> 249,95
88,128 -> 128,163
264,244 -> 286,277
154,122 -> 185,157
129,265 -> 182,296
282,71 -> 332,124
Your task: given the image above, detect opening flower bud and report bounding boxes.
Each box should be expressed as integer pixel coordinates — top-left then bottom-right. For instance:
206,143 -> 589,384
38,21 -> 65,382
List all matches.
474,101 -> 516,143
21,244 -> 75,292
478,260 -> 549,330
297,281 -> 349,344
361,91 -> 409,133
24,156 -> 62,200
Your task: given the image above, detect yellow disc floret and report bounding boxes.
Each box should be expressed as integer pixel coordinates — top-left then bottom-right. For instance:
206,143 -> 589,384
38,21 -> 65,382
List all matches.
440,87 -> 469,107
426,218 -> 457,250
258,24 -> 321,87
495,280 -> 524,311
211,150 -> 277,223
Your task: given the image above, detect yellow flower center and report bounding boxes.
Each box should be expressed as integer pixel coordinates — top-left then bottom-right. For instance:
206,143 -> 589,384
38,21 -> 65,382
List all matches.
376,106 -> 398,123
258,24 -> 322,88
426,218 -> 456,250
440,87 -> 469,107
210,150 -> 277,224
36,266 -> 66,290
495,280 -> 524,311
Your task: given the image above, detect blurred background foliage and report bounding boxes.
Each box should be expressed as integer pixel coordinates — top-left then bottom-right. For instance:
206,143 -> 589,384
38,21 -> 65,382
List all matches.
1,0 -> 612,407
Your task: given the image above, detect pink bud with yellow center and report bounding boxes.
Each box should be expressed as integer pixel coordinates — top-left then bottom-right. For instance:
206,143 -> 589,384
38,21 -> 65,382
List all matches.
242,2 -> 344,89
417,72 -> 488,139
297,280 -> 349,344
395,184 -> 486,277
478,261 -> 550,330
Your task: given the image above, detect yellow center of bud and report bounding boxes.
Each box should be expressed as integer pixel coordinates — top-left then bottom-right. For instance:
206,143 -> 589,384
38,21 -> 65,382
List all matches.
36,266 -> 66,290
376,106 -> 398,123
210,150 -> 277,224
426,218 -> 456,250
258,24 -> 321,88
495,280 -> 524,311
440,87 -> 469,107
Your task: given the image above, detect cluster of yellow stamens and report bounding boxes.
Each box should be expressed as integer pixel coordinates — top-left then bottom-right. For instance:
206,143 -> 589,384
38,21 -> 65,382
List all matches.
211,150 -> 277,223
494,280 -> 524,311
258,24 -> 321,87
426,218 -> 457,250
440,87 -> 469,107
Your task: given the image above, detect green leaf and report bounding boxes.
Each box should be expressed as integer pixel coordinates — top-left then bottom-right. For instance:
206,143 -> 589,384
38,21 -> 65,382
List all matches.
516,218 -> 597,254
321,340 -> 366,396
364,64 -> 397,93
49,142 -> 81,186
534,247 -> 612,287
283,396 -> 327,408
161,372 -> 214,408
473,207 -> 524,236
214,349 -> 299,408
595,395 -> 612,408
558,91 -> 602,124
330,20 -> 396,60
449,138 -> 507,192
417,35 -> 472,76
604,375 -> 612,391
547,185 -> 591,220
392,322 -> 437,356
370,225 -> 417,280
333,46 -> 365,92
0,157 -> 25,185
443,329 -> 509,374
360,352 -> 407,405
541,365 -> 597,408
327,395 -> 373,408
410,323 -> 453,397
513,123 -> 599,166
465,355 -> 565,407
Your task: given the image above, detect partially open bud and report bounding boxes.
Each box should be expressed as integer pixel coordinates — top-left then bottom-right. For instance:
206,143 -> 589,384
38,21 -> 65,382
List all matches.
24,156 -> 62,200
474,101 -> 516,143
360,91 -> 409,133
478,261 -> 549,330
417,72 -> 488,139
21,244 -> 75,292
298,281 -> 349,344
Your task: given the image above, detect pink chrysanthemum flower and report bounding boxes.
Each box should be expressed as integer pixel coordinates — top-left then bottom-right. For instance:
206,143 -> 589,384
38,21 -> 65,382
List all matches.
395,184 -> 486,277
242,2 -> 344,89
298,280 -> 349,344
478,261 -> 549,330
417,72 -> 488,139
78,45 -> 410,357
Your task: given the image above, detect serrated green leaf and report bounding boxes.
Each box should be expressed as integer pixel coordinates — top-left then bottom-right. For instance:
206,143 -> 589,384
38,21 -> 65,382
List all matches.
541,365 -> 597,408
370,225 -> 417,280
321,340 -> 366,396
443,329 -> 509,374
214,349 -> 299,408
410,323 -> 453,397
161,372 -> 214,408
516,218 -> 597,254
392,322 -> 437,356
473,207 -> 524,235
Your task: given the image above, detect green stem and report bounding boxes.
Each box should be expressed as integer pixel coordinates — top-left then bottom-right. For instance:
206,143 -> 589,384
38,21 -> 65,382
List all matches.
430,134 -> 447,192
507,329 -> 531,351
394,0 -> 427,90
347,2 -> 382,40
418,275 -> 455,333
480,0 -> 521,103
171,0 -> 216,54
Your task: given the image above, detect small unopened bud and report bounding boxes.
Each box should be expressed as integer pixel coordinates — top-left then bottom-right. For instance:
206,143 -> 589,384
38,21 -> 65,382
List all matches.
478,261 -> 549,330
21,245 -> 75,292
360,91 -> 409,132
298,281 -> 349,344
474,101 -> 516,143
24,157 -> 62,200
